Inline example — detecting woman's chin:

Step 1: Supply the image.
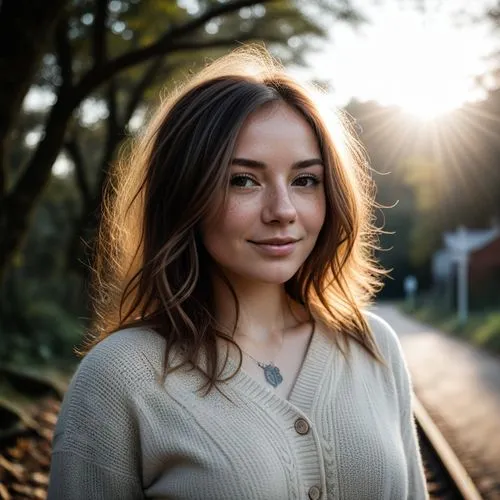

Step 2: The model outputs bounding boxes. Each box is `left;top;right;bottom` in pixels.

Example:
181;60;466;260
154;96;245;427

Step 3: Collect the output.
241;269;300;286
215;259;304;286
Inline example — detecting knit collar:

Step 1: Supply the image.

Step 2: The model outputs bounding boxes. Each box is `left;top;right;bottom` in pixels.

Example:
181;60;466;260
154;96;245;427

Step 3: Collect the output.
220;320;334;417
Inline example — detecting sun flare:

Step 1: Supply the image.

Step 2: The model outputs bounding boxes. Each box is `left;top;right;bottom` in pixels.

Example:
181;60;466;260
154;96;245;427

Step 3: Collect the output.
372;14;476;120
319;6;488;121
394;81;465;121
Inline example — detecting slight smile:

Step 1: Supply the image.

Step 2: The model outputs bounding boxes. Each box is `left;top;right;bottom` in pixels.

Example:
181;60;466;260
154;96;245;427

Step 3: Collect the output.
248;239;301;257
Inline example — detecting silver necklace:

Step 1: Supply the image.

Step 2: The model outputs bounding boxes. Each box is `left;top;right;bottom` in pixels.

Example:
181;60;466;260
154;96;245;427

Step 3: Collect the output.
240;349;284;388
237;317;314;389
239;332;285;388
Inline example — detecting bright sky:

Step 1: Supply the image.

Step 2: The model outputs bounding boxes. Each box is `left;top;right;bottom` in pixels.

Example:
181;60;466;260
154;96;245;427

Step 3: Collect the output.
294;0;499;119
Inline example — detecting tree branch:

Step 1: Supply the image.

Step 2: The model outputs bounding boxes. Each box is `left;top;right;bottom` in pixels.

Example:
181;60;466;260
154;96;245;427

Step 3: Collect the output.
74;0;274;99
93;0;108;68
167;34;287;52
10;24;277;213
107;78;118;136
0;0;68;205
64;138;91;207
55;14;73;89
8;24;283;217
124;57;163;124
167;0;271;40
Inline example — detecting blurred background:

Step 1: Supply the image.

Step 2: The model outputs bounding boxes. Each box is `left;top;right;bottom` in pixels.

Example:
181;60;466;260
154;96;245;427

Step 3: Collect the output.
1;0;500;498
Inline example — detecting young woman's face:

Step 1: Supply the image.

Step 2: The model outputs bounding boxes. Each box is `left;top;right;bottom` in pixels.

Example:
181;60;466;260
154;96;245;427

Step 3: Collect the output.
201;102;326;286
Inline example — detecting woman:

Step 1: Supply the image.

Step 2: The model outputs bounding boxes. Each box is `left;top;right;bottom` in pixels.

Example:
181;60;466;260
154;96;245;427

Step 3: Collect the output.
48;46;428;499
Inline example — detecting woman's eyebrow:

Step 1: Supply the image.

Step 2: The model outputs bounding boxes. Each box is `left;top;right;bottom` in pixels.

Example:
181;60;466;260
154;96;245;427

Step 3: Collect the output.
231;158;324;169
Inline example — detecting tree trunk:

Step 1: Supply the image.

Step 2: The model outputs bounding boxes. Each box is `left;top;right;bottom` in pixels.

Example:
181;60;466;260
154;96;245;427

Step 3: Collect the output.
0;93;75;279
0;0;68;196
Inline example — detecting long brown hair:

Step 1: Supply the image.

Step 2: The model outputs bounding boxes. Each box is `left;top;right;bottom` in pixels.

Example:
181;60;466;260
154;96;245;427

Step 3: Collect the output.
83;45;387;395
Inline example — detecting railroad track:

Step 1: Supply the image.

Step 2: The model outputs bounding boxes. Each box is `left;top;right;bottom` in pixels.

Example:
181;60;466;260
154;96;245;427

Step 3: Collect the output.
413;396;484;500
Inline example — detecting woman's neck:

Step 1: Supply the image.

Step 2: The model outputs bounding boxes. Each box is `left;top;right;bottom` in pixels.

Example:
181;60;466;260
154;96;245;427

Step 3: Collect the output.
212;273;309;346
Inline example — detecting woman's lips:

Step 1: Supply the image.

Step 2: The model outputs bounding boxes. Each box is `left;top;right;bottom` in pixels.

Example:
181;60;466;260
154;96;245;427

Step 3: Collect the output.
249;240;298;256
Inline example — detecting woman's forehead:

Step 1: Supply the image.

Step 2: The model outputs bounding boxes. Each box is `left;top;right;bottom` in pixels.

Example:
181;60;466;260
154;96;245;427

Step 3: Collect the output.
232;104;320;160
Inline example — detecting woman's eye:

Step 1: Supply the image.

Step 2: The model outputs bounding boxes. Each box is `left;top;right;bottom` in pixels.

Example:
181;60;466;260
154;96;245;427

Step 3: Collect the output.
230;175;258;188
293;175;320;187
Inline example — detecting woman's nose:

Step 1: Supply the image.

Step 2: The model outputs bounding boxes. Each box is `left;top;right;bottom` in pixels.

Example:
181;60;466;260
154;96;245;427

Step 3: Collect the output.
261;186;297;224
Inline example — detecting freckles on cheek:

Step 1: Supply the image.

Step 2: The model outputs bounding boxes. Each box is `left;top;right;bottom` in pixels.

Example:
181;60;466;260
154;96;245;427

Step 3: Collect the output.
307;198;326;230
224;199;252;229
302;196;325;214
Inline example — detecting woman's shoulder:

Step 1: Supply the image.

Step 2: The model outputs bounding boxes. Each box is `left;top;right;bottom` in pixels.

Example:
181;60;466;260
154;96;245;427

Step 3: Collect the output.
90;326;166;359
72;327;168;392
52;328;169;467
362;309;405;362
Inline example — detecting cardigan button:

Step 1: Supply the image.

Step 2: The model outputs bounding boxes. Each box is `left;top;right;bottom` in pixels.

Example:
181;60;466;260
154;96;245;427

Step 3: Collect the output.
294;418;310;435
308;485;321;499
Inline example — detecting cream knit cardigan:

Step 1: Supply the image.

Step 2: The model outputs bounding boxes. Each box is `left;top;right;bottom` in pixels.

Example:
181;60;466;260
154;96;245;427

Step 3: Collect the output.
48;312;428;499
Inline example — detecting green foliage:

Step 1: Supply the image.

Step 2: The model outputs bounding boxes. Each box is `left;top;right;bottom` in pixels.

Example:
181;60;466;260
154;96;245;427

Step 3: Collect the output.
0;173;87;365
473;313;500;351
399;296;500;355
0;298;83;365
26;300;83;357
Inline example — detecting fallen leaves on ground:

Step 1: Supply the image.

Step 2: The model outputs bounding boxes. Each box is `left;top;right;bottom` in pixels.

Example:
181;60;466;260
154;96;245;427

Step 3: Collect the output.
0;398;60;500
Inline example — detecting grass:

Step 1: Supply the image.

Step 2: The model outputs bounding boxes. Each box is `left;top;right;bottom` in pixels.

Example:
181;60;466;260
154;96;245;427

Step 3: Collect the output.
400;298;500;355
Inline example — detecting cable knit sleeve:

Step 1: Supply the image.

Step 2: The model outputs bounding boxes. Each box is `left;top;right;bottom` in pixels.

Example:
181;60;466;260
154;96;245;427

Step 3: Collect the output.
366;312;429;500
47;335;145;499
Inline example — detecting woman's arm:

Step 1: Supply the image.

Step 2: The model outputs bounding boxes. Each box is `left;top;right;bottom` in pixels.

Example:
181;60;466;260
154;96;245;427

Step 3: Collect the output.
399;373;429;499
47;340;145;499
366;312;429;500
48;453;144;499
393;336;429;500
